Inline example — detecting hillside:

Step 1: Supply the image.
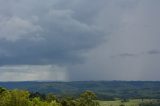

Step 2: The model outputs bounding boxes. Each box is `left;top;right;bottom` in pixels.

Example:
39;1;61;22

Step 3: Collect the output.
0;81;160;100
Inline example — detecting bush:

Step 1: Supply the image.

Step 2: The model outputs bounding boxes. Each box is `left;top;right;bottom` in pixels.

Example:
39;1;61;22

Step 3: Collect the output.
0;88;100;106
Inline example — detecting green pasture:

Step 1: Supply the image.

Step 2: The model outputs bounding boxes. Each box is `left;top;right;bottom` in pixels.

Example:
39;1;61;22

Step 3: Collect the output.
99;99;152;106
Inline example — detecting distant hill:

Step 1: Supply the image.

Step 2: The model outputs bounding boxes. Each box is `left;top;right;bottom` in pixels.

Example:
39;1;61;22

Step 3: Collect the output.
0;81;160;100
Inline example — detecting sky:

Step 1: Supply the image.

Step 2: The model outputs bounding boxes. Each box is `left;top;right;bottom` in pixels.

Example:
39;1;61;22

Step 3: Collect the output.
0;0;160;81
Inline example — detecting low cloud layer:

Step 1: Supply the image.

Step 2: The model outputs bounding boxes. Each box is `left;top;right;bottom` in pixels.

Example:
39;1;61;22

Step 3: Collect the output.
0;0;160;81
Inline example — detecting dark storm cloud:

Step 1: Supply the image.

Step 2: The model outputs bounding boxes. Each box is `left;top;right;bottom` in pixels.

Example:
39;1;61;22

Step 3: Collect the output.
146;50;160;55
110;53;138;58
117;53;137;57
1;0;160;81
0;0;105;66
110;50;160;59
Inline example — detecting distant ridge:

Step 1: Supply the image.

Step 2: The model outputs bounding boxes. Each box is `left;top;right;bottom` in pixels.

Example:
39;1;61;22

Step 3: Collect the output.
0;81;160;100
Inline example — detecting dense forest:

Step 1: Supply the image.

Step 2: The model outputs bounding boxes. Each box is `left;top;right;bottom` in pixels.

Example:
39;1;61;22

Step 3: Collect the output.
0;81;160;100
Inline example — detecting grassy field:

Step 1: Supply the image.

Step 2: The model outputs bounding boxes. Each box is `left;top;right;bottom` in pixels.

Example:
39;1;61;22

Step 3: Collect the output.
99;99;152;106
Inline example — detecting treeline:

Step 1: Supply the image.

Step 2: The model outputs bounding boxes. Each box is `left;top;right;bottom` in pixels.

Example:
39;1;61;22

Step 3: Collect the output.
0;87;99;106
0;81;160;100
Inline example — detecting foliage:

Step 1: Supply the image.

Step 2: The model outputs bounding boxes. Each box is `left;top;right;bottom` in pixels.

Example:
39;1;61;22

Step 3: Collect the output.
0;89;30;106
0;87;6;93
0;81;160;100
78;90;99;106
0;88;99;106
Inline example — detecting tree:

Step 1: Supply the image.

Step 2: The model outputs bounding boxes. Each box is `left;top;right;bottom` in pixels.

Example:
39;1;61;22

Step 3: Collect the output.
60;97;77;106
78;90;100;106
46;93;57;102
0;87;6;94
0;89;30;106
0;87;99;106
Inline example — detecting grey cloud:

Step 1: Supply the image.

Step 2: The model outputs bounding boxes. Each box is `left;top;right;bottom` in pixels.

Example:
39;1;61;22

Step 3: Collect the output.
1;0;160;81
0;0;106;66
146;50;160;55
110;53;138;58
111;50;160;59
68;0;160;81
